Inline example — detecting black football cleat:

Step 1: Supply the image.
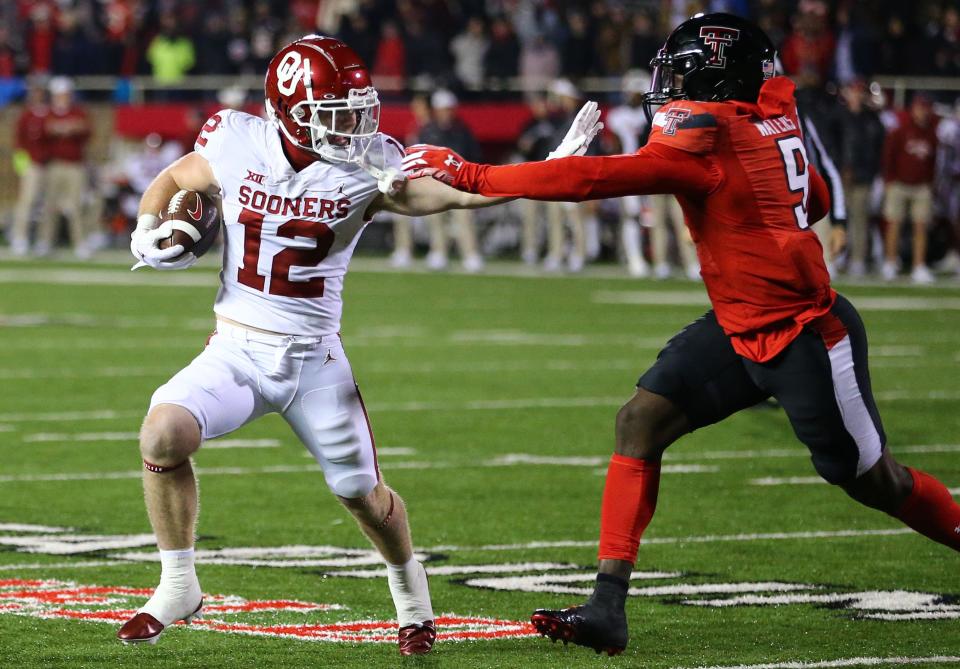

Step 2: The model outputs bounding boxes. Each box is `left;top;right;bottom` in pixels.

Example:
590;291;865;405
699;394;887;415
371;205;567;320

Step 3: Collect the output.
531;603;628;656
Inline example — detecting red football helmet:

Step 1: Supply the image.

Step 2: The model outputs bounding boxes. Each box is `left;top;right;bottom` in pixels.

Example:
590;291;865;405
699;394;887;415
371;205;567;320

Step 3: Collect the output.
264;35;380;163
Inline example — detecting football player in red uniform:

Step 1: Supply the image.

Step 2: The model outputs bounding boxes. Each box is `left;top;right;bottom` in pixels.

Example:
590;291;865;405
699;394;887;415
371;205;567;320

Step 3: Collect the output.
403;12;960;656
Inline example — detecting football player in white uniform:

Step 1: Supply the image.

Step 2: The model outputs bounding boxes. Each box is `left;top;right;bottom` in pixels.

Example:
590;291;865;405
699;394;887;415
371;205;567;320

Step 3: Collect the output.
117;35;601;655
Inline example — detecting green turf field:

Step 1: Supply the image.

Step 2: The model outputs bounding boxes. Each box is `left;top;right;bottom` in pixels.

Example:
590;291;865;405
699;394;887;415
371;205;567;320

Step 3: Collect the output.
0;257;957;669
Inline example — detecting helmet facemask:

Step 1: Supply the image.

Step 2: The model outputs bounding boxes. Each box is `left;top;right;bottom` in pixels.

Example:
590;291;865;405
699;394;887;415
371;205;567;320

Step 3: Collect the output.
271;86;381;164
642;49;694;123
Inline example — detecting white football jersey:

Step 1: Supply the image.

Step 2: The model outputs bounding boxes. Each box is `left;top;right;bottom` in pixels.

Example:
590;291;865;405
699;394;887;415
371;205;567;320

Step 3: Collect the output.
194;109;404;335
606;104;649;155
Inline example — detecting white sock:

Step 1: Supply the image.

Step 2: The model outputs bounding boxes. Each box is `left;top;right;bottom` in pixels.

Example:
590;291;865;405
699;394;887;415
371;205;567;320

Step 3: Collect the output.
140;548;202;626
386;558;434;628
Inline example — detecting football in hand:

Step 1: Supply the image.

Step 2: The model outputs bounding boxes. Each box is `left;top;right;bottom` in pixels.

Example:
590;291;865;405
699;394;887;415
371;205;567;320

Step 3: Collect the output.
157;190;221;258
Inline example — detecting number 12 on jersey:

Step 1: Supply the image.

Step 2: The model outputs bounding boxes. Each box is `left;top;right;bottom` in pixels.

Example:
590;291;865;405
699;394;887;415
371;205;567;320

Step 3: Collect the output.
237;208;336;298
776;135;810;229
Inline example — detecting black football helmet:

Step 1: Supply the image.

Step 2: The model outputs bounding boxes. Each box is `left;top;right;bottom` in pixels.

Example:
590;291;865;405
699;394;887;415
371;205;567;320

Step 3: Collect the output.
642;13;776;122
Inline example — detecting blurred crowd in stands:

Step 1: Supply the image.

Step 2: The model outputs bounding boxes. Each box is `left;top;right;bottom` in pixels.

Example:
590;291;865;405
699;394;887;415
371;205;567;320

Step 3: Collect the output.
1;0;959;91
6;0;960;283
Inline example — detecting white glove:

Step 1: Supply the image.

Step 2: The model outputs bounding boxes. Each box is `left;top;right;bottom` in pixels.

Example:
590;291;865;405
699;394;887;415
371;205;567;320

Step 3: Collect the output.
130;214;199;271
546;101;604;160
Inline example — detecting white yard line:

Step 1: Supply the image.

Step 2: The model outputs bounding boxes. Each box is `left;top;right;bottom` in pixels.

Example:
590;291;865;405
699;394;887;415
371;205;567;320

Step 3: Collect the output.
0;313;212;329
752;477;960;494
870;346;924;357
374;447;417;456
368;396;627;412
0;338;208;350
0;269;218;288
448;330;667;347
0;529;920;570
875;390;960;401
752;476;826;486
0;360;644;381
424;528;914;552
0;523;69;533
0;366;177;380
0;454;718;483
20;432;278;449
594;290;960;311
2;390;959;425
0;464;326;483
0;560;125;571
359;359;642;373
23;432;141;442
676;656;960;669
474;454;718;473
0;409;143;423
199;439;281;449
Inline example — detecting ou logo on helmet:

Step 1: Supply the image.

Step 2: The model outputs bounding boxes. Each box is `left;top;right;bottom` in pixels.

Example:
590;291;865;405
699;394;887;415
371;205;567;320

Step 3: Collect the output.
276;51;308;96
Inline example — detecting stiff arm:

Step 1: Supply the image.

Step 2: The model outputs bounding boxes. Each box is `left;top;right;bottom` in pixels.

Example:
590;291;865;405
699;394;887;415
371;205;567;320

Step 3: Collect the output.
367;175;511;218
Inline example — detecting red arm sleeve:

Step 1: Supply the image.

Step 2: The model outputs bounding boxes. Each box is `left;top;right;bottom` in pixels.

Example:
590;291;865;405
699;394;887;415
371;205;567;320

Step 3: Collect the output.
452;143;721;201
808;165;830;223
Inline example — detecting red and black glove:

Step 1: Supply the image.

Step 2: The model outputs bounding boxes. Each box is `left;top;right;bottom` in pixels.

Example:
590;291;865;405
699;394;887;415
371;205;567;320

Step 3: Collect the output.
401;144;469;187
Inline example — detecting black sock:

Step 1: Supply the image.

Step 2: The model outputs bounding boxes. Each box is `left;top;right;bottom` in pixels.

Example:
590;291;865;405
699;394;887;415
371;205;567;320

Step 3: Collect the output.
587;573;628;611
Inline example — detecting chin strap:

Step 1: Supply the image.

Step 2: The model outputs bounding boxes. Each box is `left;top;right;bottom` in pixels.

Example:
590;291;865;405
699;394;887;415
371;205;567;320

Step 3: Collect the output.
143;459;189;474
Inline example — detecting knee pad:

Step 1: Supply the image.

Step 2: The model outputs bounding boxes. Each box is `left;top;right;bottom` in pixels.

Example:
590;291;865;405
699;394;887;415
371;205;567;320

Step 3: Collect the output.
328;472;378;499
299;384;379;499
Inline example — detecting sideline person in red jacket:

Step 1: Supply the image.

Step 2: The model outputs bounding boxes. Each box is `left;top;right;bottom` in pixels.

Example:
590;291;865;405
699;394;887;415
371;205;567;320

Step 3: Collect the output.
881;93;939;283
10;78;50;257
37;76;92;258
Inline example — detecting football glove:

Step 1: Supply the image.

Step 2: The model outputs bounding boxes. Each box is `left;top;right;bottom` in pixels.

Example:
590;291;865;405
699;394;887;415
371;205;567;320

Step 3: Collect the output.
366;164;406;195
546;101;604;160
401;144;467;186
130;214;199;271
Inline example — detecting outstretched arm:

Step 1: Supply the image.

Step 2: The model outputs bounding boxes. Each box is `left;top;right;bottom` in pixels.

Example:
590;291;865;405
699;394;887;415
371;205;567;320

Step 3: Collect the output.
369;175;512;218
404;142;721;202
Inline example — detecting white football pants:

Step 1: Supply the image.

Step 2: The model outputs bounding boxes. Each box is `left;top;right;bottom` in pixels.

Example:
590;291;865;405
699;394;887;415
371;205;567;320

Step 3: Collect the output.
150;320;379;499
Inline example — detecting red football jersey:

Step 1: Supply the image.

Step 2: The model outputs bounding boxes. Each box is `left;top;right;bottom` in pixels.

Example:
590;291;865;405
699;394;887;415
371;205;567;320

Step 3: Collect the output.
449;77;833;362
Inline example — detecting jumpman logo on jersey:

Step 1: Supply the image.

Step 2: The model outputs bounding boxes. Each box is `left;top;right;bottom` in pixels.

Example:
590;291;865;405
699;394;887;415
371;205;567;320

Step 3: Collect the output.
323;349;337;366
